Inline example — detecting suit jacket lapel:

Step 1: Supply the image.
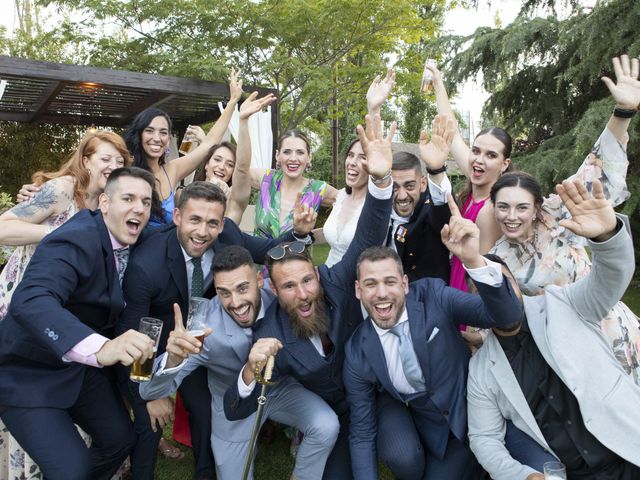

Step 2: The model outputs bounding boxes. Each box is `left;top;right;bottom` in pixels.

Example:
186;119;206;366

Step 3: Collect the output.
96;213;124;326
279;307;328;371
167;232;188;303
407;300;431;392
361;319;399;398
485;335;547;444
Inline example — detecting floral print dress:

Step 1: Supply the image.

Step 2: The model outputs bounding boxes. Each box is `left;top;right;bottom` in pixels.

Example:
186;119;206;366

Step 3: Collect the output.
254;169;328;238
490;126;640;384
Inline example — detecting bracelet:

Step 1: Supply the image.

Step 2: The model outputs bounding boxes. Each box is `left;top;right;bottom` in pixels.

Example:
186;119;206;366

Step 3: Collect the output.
426;165;447;175
613;108;637;118
371;170;392;185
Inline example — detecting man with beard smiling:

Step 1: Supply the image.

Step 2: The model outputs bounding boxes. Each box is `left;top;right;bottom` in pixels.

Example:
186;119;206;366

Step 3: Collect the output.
0;167;156;480
385;115;455;284
224;114;397;479
343;193;522;479
140;245;341;480
117;181;316;480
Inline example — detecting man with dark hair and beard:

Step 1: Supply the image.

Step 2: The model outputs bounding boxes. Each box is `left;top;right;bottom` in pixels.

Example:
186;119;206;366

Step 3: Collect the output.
224;114;402;479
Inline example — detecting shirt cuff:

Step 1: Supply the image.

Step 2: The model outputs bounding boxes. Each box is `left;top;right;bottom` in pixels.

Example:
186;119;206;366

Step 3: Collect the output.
155;352;186;375
237;365;257;399
62;333;109;368
368;176;393;199
427;176;452;205
464;258;503;287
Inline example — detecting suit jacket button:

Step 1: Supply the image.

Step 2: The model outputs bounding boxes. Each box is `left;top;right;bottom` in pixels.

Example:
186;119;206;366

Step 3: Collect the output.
411;265;416;270
44;328;50;334
409;253;414;257
48;331;55;338
53;334;59;340
443;410;449;416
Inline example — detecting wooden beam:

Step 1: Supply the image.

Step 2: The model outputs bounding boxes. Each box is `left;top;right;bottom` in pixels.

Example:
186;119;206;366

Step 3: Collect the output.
117;91;177;126
27;80;66;123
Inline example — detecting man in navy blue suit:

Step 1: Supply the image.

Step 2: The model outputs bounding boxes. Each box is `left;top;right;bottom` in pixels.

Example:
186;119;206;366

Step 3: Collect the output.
343;195;522;479
0;167;156;480
118;181;317;479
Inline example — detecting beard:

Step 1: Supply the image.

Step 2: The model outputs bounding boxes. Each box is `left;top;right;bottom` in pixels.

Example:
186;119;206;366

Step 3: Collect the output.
282;289;329;339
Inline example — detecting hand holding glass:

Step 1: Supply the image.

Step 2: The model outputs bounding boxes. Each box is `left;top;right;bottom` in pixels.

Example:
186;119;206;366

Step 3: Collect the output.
187;297;209;343
543;461;567;480
130;317;163;382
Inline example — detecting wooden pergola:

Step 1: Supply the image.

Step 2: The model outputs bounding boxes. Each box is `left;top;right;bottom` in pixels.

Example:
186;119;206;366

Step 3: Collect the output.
0;55;279;137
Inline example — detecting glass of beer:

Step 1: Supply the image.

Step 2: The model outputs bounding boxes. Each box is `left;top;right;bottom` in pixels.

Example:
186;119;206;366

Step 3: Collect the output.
543;461;567;480
130;317;163;383
178;126;197;155
187;297;209;343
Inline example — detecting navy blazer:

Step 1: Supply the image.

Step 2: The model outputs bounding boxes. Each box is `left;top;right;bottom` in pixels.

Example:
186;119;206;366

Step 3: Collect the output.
343;277;522;479
224;187;392;420
0;209;130;409
117;217;298;400
390;190;451;283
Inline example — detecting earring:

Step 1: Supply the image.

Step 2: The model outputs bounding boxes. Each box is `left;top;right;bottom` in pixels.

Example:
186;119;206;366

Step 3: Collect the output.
305;163;312;173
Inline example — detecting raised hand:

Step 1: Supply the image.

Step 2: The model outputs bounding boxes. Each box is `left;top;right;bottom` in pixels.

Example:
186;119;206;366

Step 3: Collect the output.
229;67;244;103
165;303;212;369
418;114;456;171
367;69;395;114
292;192;318;236
186;125;206;144
440;194;484;268
95;329;154;367
423;62;443;85
208;176;231;198
239;91;277;120
357;114;396;181
601;54;640;109
556;178;617;241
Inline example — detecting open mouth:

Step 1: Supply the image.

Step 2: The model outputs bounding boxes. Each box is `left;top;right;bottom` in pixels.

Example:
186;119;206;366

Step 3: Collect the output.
471;165;485;178
190;237;207;251
346;168;360;182
503;222;521;233
213;171;226;179
285;162;301;173
126;218;141;235
232;304;251;322
374;302;393;319
296;302;313;318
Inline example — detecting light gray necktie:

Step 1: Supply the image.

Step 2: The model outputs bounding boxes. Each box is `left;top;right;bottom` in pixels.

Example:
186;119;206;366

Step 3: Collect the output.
113;247;129;285
389;321;425;391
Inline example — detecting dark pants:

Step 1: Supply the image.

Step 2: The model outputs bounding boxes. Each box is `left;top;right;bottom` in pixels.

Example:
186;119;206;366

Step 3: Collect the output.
375;393;482;480
1;368;134;480
124;365;214;480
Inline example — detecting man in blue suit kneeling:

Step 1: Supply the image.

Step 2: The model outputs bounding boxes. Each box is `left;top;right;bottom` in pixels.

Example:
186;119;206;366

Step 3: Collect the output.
344;194;522;480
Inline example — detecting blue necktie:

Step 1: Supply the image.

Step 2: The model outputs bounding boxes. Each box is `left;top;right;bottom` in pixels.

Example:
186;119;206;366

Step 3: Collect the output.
191;256;204;298
113;247;129;285
390;321;425;391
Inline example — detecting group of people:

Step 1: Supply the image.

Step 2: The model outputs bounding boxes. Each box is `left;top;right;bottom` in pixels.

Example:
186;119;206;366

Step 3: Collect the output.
0;53;638;480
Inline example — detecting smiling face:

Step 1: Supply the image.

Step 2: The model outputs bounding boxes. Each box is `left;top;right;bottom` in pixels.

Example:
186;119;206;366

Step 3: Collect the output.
83;141;126;194
356;257;409;330
214;264;264;328
344;141;367;190
173;198;225;258
391;168;427;218
493;186;537;244
205;145;236;184
141;116;170;161
468;134;511;188
276;137;310;179
99;176;152;245
269;259;327;338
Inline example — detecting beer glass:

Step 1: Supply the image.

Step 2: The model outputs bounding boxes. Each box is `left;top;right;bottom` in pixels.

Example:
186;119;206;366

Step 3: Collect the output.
130;317;163;382
543;461;567;480
187;297;209;343
178;126;198;155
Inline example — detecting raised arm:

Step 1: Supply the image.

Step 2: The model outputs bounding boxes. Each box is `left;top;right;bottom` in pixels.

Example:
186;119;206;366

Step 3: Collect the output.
0;177;74;246
426;64;471;175
225;91;277;224
166;68;244;184
572;54;640;207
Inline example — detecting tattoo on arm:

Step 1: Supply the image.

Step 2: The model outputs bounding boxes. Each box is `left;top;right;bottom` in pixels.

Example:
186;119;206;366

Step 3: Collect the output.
11;182;59;218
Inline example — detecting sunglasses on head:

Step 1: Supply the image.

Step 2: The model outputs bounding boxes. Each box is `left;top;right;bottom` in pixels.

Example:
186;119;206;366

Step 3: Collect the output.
266;241;307;261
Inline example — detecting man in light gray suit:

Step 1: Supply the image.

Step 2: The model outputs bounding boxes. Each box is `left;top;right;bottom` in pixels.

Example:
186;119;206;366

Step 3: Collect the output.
467;177;640;480
139;246;339;480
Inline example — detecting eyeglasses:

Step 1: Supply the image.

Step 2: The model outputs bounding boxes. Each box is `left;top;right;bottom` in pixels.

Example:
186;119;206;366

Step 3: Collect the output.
266;241;307;261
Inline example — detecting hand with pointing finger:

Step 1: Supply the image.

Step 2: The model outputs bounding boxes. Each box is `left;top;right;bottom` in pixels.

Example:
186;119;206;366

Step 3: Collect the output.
165;303;212;369
292;192;318;236
440;194;485;269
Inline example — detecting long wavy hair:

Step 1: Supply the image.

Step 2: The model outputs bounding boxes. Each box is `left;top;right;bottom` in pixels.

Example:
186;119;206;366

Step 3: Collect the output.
32;131;131;209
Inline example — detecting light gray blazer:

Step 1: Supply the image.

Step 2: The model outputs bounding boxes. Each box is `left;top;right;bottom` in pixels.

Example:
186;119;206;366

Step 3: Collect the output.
467;216;640;480
140;289;276;443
